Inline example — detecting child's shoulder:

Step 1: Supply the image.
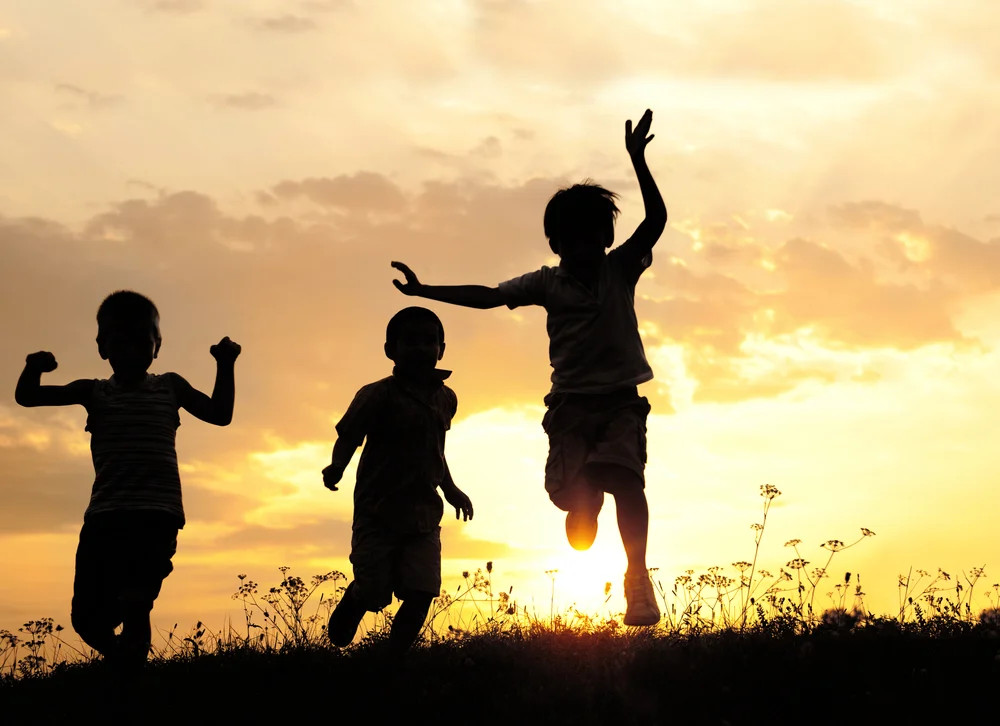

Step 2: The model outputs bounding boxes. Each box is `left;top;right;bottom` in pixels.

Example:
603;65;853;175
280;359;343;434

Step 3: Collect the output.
356;375;395;394
348;376;395;405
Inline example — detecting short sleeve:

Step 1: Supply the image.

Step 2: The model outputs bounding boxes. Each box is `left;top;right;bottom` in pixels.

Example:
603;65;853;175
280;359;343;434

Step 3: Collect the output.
497;268;549;309
610;240;653;285
161;372;187;409
335;383;384;445
444;387;458;426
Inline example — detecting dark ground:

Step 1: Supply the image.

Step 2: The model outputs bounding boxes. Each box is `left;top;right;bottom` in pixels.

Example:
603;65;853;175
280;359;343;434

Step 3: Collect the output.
4;627;1000;724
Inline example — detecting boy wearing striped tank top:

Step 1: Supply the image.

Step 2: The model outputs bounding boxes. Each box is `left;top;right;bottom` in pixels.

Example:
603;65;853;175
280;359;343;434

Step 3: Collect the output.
15;290;241;670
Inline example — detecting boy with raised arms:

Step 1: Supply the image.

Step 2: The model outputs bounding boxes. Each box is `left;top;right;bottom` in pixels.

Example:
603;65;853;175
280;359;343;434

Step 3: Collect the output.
392;109;666;625
15;290;241;668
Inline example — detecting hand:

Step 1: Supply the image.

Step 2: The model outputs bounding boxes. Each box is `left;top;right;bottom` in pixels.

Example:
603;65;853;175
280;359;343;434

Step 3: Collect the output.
210;337;242;364
444;487;474;522
625;109;655;159
25;351;57;373
322;464;343;491
391;261;422;296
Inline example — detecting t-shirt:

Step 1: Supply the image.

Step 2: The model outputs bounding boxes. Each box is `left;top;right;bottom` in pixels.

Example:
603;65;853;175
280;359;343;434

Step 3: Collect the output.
497;241;654;394
84;373;184;526
336;370;457;534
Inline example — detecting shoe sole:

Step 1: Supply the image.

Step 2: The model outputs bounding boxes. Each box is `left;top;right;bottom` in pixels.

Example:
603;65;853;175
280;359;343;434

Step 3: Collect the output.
565;512;598;550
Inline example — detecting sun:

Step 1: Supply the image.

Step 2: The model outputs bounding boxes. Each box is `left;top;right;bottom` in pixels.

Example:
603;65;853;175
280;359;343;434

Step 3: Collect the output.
539;533;632;618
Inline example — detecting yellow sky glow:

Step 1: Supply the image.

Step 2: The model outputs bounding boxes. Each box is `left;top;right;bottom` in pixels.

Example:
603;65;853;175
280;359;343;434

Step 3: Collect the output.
4;1;1000;641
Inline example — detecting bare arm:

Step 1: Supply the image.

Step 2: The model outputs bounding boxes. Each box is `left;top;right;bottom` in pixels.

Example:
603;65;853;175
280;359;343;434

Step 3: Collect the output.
624;109;667;256
175;337;240;426
14;352;93;407
439;459;473;521
391;261;504;309
322;437;359;491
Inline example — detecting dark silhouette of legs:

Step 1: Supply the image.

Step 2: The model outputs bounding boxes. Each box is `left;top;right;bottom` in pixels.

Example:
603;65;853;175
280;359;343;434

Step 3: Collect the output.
72;513;176;668
388;594;433;654
590;463;658;625
328;581;366;647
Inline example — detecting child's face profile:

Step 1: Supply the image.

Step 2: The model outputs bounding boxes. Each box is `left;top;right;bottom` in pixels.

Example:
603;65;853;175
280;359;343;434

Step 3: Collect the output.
389;320;444;373
99;318;160;380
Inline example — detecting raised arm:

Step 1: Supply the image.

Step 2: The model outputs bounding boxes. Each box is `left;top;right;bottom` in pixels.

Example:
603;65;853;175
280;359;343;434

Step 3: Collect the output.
392;261;504;309
624;109;668;255
15;352;93;407
174;337;240;426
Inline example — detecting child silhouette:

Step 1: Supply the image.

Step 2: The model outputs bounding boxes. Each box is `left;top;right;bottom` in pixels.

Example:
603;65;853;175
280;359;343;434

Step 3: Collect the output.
391;110;666;625
322;307;473;653
14;290;240;669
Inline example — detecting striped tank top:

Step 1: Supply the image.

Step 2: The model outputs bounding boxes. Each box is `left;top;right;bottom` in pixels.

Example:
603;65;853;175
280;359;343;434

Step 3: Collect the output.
85;373;184;526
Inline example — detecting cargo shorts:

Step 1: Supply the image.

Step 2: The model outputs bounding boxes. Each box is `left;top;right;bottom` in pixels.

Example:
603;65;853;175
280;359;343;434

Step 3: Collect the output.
350;517;442;611
541;387;651;512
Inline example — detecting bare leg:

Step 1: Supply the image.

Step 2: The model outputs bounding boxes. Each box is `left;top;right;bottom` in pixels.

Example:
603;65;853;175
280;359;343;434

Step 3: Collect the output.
388;594;433;655
589;464;649;574
611;482;649;576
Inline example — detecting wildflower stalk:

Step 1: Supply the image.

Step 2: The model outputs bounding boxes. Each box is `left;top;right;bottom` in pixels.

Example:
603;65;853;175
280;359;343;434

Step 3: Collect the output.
740;484;780;629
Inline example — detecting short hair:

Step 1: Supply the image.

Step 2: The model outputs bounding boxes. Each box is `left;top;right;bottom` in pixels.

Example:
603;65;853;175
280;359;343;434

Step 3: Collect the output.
543;182;620;254
385;307;445;350
96;290;161;344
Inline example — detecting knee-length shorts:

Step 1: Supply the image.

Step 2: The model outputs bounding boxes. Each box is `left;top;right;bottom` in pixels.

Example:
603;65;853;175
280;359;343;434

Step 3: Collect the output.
541;388;651;512
350;518;441;611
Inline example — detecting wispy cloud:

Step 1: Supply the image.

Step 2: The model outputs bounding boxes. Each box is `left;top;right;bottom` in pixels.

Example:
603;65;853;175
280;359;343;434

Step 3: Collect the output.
210;92;278;110
145;0;206;14
254;15;317;33
55;83;122;109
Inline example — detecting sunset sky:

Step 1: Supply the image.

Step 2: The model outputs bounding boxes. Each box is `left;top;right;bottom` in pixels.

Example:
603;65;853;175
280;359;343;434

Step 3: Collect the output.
3;0;1000;638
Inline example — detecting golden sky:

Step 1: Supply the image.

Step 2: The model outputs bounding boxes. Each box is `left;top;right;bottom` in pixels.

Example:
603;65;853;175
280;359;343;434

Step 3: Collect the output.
3;0;1000;634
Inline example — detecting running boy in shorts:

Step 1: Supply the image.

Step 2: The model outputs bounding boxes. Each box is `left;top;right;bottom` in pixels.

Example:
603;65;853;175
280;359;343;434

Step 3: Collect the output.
14;290;241;668
390;109;666;625
322;307;474;653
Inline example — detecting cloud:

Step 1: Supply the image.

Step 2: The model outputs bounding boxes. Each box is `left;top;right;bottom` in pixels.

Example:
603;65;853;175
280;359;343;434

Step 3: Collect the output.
207;518;352;553
145;0;205;13
210;92;278;110
830;201;1000;293
466;0;907;88
254;15;317;33
4;179;998;449
55;84;122;109
269;172;407;212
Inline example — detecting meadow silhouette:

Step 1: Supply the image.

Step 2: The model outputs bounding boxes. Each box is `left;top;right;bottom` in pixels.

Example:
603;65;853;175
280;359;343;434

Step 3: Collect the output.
5;485;1000;724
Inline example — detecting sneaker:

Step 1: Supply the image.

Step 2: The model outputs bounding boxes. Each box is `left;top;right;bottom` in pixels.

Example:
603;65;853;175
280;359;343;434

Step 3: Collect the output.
565;510;599;550
564;488;604;551
623;571;660;626
327;582;366;647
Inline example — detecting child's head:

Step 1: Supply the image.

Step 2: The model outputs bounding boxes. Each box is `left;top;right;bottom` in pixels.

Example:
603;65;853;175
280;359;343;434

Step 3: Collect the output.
384;307;445;373
543;182;620;260
96;290;161;378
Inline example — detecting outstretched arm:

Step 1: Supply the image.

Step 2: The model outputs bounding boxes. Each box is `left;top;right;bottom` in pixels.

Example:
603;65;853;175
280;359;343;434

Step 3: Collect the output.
624;109;668;256
15;352;93;407
439;460;473;521
175;337;241;426
392;261;504;309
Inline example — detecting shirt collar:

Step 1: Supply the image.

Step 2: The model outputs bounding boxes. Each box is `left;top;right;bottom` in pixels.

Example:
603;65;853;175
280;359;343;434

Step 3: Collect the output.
391;366;451;385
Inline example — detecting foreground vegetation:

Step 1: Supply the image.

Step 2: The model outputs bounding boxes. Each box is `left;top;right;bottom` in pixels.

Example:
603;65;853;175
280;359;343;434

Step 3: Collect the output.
5;487;1000;723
